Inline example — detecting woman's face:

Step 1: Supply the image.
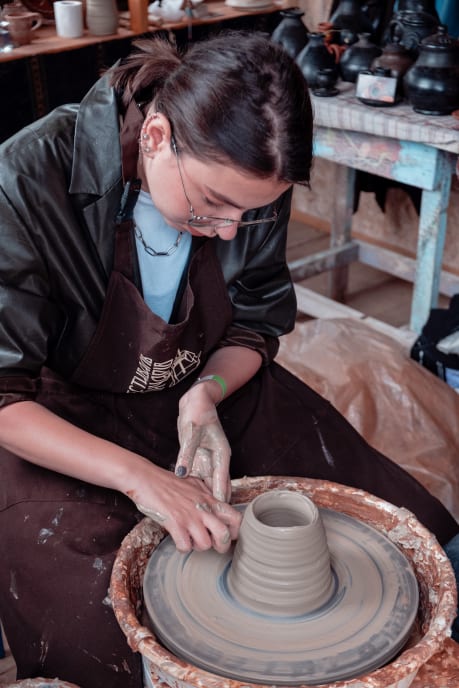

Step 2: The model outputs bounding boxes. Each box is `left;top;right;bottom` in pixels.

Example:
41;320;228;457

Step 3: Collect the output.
139;116;290;241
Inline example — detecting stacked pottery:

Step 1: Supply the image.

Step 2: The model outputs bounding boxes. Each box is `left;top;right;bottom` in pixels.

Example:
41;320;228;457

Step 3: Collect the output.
271;8;309;59
404;25;459;114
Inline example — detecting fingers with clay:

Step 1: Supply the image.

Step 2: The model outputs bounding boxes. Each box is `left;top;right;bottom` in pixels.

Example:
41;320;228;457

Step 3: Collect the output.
134;473;241;554
175;417;232;502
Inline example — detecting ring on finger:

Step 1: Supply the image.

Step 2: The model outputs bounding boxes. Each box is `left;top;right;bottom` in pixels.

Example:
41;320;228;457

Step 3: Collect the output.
195;502;212;512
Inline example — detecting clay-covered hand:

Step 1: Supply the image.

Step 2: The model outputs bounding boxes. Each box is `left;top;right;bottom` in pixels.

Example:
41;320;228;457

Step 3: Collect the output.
175;382;232;503
132;469;241;553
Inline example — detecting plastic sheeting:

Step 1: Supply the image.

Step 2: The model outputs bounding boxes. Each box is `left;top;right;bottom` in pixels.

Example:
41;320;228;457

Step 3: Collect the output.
276;318;459;522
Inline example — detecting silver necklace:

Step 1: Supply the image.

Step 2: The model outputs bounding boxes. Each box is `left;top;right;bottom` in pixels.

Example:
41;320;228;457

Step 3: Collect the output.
134;222;184;257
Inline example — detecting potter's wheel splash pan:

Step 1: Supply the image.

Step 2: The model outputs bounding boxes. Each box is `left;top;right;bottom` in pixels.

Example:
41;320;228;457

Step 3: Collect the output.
142;504;419;685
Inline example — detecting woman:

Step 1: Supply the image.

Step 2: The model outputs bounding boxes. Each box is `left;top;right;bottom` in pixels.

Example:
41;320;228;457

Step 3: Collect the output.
0;31;457;688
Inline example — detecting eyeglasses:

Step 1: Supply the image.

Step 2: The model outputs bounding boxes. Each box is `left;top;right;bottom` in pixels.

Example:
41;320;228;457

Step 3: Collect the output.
171;137;278;230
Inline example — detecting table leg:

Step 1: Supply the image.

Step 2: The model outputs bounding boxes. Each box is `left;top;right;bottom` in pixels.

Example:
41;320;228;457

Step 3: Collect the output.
328;163;356;302
410;153;454;334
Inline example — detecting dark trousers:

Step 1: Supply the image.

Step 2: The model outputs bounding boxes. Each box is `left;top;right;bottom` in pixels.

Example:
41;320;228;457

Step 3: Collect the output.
1;364;457;687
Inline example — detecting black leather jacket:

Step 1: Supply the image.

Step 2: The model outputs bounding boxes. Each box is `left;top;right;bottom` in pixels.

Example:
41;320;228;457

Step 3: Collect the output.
0;72;297;407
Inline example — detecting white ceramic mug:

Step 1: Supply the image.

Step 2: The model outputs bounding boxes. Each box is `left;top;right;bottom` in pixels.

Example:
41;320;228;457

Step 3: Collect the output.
3;10;42;46
53;0;84;38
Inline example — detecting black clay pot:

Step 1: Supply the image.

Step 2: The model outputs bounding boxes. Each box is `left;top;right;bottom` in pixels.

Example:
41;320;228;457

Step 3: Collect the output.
296;32;338;89
271;8;309;59
404;25;459;115
339;32;382;83
329;0;375;45
312;67;340;97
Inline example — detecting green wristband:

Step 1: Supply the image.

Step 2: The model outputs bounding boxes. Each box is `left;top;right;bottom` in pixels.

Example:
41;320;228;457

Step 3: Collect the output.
193;374;227;400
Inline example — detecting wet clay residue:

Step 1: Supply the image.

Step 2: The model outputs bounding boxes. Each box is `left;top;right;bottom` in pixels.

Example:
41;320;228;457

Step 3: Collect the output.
411;637;459;687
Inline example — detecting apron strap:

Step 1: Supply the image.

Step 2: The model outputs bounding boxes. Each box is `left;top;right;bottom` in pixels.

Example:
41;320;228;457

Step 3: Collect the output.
119;98;145;184
114;178;142;276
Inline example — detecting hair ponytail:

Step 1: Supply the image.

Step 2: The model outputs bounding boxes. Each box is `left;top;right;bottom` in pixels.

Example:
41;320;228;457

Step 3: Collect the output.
110;37;182;109
111;31;313;185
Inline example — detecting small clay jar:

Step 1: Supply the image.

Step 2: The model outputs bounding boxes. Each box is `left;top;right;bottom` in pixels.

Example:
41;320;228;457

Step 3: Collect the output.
404;25;459;115
296;32;338;90
312;67;340;97
339;32;382;83
271;8;309;59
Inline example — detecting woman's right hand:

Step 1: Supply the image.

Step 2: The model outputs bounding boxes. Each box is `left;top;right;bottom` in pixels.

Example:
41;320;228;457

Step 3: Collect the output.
0;401;241;556
128;460;242;554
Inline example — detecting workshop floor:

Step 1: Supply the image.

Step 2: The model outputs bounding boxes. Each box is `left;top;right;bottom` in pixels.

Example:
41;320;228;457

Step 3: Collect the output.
0;217;451;685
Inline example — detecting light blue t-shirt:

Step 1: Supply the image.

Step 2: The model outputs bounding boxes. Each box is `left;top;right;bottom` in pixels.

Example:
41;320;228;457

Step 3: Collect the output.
133;190;192;322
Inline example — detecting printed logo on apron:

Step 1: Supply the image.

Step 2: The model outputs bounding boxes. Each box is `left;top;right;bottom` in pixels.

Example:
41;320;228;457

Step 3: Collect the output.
127;349;201;393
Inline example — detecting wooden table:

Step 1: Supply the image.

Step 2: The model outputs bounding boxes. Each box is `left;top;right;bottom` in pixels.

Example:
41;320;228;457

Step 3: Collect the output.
289;82;459;335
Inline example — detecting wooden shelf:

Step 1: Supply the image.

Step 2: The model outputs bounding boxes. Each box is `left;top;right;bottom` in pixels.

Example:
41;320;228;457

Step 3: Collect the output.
0;1;288;142
0;0;289;62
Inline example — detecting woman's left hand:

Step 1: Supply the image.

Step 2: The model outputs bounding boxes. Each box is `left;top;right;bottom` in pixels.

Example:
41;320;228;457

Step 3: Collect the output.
175;383;232;502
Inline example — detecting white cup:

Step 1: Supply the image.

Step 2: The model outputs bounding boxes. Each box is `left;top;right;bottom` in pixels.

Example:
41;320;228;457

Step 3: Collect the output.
54;0;84;38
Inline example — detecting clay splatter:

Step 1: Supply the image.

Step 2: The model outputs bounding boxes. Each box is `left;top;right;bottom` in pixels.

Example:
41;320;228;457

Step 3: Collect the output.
38;528;54;544
313;415;335;467
9;570;18;600
93;557;106;574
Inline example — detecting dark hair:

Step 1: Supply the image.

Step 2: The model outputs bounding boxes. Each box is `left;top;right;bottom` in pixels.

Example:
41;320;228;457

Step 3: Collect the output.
111;31;313;185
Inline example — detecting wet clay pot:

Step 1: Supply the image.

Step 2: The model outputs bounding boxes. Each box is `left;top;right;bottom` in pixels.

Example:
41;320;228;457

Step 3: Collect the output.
339;32;382;82
227;491;333;616
110;476;458;688
271;8;309;59
404;25;459;115
296;32;338;90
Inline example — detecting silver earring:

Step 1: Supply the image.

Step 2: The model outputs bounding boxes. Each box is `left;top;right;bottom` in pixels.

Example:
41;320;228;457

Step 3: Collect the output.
142;133;149;140
142;145;151;153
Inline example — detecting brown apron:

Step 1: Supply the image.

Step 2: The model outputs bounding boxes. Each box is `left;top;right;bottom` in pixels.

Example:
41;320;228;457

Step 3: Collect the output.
1;182;458;688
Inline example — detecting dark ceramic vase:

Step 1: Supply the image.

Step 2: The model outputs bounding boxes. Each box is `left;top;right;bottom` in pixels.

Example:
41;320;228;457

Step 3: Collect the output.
404;25;459;115
339;32;382;82
271;8;309;59
296;32;338;89
329;0;375;45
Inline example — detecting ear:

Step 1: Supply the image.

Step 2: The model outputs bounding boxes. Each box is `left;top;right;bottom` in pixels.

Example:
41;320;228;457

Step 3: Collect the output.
140;112;173;158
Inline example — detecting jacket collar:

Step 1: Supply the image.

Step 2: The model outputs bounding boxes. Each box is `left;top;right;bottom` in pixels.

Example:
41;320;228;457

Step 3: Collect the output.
69;71;123;196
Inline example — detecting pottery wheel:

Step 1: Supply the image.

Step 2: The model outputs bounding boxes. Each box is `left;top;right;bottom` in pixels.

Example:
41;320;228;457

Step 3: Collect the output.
143;506;419;685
